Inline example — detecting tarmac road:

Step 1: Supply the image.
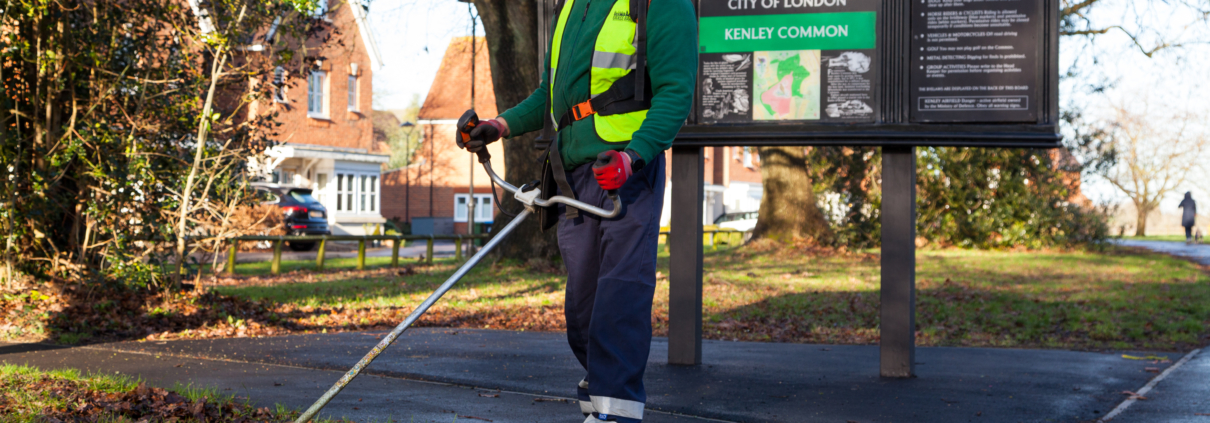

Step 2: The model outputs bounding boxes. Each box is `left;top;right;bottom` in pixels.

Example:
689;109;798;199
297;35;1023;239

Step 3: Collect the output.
5;329;1204;422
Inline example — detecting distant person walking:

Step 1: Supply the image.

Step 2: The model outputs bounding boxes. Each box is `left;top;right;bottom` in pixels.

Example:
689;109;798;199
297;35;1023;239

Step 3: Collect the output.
1179;192;1197;244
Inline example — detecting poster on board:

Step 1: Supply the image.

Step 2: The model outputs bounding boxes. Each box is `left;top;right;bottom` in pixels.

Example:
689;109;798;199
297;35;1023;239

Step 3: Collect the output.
697;0;879;124
909;0;1041;122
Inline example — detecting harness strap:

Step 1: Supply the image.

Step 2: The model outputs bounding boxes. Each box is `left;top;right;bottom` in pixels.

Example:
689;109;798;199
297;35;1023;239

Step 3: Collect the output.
547;137;579;219
556;71;653;131
631;0;648;102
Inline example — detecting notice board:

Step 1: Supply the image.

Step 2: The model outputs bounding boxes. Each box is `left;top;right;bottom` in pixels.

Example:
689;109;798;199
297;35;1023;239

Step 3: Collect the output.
680;0;1060;148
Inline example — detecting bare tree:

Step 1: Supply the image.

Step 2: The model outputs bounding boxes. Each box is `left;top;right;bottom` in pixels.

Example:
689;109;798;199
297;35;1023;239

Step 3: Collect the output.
1103;100;1208;236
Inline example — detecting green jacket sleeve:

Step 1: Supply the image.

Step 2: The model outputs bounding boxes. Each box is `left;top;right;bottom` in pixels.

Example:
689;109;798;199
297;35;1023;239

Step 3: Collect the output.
626;0;698;164
497;53;551;138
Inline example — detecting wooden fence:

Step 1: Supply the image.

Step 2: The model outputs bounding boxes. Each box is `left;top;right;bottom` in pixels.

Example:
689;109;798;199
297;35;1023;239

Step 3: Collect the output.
222;229;750;275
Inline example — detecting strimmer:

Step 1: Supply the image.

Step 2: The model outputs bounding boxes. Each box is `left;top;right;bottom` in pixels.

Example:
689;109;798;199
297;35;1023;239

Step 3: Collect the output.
294;147;622;423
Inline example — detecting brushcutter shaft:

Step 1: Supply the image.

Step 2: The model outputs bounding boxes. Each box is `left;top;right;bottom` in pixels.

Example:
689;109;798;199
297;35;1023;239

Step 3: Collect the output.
482;160;622;219
294;209;533;423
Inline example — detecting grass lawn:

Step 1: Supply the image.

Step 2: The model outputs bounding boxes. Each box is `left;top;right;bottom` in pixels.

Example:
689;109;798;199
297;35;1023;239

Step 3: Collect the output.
215;245;1210;352
0;364;326;422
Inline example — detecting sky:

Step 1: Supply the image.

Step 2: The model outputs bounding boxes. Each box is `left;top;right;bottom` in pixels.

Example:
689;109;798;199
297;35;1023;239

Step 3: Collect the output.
366;0;484;112
363;0;1210;209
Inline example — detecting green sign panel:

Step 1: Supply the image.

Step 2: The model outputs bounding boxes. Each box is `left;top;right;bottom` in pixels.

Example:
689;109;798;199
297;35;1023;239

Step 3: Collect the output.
699;12;877;53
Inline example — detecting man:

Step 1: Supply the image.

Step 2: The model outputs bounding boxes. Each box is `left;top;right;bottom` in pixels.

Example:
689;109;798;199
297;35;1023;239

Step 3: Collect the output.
1179;192;1197;244
457;0;697;421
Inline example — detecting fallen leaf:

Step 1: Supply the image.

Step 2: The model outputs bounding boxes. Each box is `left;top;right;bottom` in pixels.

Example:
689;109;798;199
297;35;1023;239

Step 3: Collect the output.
1145;367;1160;373
478;393;499;398
1122;354;1169;361
1122;391;1148;400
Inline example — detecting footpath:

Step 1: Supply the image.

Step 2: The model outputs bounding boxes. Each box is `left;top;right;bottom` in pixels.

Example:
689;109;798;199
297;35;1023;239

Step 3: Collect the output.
3;329;1205;422
1114;239;1210;266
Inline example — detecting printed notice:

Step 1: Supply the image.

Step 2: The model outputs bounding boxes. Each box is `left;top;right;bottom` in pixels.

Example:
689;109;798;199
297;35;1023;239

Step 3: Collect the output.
700;53;755;122
909;0;1040;122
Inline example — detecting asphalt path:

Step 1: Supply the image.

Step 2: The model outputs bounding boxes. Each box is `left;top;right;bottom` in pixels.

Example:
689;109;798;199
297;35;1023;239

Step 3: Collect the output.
3;329;1201;422
1113;239;1210;266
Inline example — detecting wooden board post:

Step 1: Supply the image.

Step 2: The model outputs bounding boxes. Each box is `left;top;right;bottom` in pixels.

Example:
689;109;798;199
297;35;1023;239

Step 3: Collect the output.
669;146;705;366
880;146;917;378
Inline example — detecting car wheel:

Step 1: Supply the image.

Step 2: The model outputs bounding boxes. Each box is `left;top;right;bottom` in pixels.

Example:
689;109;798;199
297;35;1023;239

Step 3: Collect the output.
288;242;316;252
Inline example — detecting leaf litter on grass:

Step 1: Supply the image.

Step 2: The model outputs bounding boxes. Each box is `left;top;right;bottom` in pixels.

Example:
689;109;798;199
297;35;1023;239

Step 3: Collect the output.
0;364;338;422
4;246;1208;353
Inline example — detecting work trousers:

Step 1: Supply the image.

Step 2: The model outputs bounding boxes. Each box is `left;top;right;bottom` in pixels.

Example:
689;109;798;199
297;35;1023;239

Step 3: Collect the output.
557;153;665;423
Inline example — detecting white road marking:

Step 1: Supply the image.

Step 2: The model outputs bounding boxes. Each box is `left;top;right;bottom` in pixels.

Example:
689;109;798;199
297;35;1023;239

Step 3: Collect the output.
1099;348;1202;422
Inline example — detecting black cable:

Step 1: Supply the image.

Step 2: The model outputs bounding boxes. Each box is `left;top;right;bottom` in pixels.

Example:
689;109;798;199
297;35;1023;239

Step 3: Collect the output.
489;176;519;218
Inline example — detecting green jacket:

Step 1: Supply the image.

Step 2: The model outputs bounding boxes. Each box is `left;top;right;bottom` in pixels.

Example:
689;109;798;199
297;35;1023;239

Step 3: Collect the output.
497;0;698;169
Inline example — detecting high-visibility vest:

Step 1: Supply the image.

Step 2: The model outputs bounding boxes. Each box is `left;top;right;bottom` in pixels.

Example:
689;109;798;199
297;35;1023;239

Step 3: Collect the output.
550;0;650;143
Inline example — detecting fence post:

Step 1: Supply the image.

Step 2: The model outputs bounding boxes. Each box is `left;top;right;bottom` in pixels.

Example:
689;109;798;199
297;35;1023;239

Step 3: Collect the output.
226;241;237;274
316;237;327;271
357;238;366;270
426;237;434;265
391;237;401;267
455;236;463;261
271;238;283;275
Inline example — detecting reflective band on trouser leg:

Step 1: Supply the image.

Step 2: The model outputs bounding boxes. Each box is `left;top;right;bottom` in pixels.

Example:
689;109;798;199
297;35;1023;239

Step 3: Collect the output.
591;396;645;420
579;379;595;414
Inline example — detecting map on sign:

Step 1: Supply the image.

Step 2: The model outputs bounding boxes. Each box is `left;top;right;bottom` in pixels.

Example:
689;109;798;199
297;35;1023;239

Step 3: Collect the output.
753;50;821;121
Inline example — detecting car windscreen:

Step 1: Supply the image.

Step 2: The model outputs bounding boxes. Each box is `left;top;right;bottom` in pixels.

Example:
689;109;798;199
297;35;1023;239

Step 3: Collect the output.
288;191;318;204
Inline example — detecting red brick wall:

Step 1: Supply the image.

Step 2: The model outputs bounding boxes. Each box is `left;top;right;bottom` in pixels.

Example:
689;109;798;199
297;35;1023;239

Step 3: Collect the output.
261;0;377;153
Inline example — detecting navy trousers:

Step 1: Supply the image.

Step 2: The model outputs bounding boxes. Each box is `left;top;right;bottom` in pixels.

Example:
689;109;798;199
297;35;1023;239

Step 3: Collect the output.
558;153;665;423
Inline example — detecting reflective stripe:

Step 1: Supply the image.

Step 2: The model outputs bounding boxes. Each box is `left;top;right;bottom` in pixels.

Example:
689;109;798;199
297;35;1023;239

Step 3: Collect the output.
578;379;590;389
590;395;644;419
580;400;596;414
592;51;636;70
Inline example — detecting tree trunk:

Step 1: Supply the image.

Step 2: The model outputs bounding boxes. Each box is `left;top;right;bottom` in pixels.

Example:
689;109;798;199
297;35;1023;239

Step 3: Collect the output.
1135;202;1150;237
751;147;833;244
472;0;561;263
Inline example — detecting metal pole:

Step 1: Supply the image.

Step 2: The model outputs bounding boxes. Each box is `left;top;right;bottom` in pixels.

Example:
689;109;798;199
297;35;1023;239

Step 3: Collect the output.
294;209;533;423
880;146;916;378
669;146;704;366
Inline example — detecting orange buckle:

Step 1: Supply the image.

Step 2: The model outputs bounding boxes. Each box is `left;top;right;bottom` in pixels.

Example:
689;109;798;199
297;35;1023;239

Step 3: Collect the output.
571;101;596;121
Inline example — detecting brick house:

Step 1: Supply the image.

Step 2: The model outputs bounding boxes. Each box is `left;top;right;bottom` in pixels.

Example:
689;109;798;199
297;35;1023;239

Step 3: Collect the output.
381;37;763;234
381;37;505;235
249;0;389;236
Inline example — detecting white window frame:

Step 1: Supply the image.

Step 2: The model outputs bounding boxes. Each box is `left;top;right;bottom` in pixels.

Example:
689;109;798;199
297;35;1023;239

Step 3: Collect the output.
272;66;288;103
307;70;328;119
454;194;493;223
333;172;380;215
314;173;329;206
347;63;359;112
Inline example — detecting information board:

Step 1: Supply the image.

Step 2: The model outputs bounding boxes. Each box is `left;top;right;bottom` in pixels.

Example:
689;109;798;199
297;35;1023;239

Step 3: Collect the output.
683;0;1060;148
909;0;1041;122
698;0;880;124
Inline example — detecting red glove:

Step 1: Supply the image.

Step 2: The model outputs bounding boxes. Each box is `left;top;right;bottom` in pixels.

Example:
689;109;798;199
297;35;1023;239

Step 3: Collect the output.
592;150;634;191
